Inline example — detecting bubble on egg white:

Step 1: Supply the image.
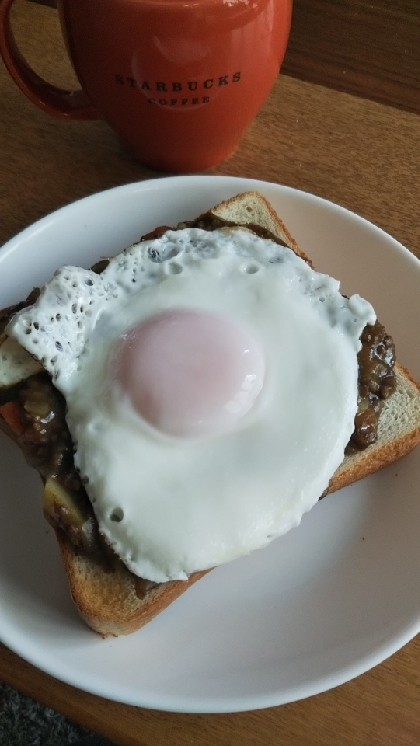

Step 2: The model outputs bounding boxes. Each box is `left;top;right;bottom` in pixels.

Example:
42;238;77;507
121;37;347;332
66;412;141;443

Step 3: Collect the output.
110;507;124;523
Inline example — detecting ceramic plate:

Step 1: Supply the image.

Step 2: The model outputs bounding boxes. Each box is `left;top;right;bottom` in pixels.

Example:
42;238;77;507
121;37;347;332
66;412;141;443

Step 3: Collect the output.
1;176;419;713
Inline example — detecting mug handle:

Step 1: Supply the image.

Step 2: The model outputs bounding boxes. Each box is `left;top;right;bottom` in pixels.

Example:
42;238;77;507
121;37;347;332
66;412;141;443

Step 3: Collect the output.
0;0;99;119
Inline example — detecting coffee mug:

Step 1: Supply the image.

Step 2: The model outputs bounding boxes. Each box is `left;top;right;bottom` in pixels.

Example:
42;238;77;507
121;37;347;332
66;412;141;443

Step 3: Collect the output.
0;0;292;172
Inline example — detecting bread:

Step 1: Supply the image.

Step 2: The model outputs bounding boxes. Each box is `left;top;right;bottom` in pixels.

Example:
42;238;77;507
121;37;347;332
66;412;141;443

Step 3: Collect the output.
328;364;420;493
56;532;209;637
198;189;311;264
1;191;420;637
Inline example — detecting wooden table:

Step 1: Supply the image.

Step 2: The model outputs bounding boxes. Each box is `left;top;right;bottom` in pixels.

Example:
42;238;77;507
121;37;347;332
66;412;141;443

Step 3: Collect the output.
1;1;420;744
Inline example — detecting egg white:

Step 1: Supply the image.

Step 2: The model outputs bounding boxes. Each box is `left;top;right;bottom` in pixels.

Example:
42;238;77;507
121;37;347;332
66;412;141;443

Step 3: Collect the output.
7;228;376;582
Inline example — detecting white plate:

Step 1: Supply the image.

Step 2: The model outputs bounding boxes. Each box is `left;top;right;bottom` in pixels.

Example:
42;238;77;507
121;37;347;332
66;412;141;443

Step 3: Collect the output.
1;176;420;714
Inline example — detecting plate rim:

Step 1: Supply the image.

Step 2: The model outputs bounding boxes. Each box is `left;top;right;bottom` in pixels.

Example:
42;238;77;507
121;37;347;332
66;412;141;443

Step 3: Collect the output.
1;174;419;713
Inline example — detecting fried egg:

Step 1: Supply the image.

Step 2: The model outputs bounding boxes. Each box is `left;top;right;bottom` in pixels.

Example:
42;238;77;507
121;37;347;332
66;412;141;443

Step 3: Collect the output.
7;227;375;583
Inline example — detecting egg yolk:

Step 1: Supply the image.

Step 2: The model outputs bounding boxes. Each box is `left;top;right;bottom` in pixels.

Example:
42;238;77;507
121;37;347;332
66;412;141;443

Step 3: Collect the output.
115;308;265;437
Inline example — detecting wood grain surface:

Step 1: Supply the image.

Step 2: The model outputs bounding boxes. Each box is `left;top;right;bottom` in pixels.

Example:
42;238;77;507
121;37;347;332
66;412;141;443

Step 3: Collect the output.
27;0;420;112
2;639;420;746
1;2;420;745
283;0;420;113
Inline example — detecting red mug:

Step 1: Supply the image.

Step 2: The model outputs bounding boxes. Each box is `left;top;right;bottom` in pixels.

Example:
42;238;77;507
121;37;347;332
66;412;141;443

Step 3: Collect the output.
0;0;292;172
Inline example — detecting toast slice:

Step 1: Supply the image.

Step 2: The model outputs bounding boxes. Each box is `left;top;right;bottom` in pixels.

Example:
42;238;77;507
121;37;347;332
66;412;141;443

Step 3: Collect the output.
56;531;209;637
328;363;420;493
1;191;420;637
198;190;310;264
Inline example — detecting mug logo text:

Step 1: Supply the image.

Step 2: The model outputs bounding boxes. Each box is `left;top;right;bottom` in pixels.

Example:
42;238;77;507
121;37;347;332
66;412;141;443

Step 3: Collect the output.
115;72;241;106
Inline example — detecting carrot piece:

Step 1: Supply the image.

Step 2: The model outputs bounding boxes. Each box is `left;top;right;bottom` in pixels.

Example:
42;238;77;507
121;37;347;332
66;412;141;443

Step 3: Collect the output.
0;401;26;436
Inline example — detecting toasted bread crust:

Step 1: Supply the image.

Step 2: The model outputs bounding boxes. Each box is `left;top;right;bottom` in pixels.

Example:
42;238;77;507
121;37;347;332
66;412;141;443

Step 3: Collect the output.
204;190;313;266
56;530;209;637
327;363;420;494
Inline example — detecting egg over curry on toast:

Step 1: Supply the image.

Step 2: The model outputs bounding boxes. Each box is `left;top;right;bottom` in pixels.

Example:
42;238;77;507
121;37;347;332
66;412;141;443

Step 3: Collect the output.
1;191;420;637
